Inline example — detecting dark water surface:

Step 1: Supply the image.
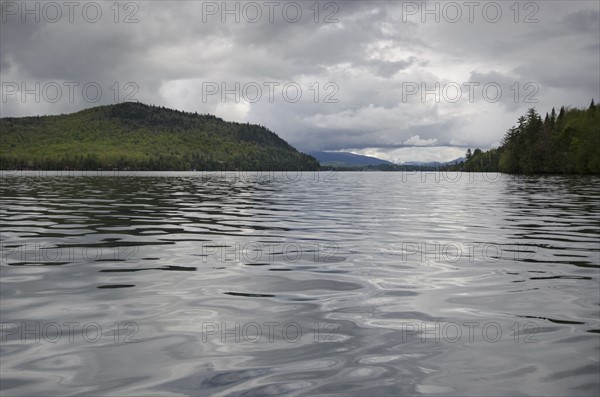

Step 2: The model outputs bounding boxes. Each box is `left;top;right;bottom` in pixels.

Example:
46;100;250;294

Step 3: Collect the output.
1;171;599;396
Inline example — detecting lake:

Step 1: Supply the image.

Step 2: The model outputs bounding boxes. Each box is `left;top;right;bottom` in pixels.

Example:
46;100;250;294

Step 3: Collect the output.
1;171;599;396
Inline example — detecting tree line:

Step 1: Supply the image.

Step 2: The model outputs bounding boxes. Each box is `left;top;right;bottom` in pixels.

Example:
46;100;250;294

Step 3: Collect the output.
455;101;599;174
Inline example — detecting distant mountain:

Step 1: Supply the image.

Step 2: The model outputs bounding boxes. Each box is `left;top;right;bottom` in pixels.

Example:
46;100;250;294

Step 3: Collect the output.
0;102;319;171
444;157;466;165
308;151;393;167
401;157;466;167
310;151;467;170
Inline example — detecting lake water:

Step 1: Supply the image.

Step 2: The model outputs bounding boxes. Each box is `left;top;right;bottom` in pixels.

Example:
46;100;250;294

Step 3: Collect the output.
1;171;599;396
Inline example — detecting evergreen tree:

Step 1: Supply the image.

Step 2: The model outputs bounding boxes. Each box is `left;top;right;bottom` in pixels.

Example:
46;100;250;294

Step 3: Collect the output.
455;103;599;174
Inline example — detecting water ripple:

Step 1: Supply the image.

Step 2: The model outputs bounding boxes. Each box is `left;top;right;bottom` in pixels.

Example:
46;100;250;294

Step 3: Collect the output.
1;172;599;396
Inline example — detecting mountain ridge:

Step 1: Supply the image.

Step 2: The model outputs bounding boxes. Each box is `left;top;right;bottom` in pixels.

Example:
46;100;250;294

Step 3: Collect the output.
307;151;393;167
0;102;319;171
309;150;466;168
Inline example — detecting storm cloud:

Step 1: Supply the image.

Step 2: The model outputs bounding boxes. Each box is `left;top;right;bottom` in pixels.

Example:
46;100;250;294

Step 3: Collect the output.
1;0;598;162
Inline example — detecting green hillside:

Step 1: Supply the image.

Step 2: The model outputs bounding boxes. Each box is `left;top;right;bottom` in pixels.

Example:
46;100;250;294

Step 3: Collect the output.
0;102;319;171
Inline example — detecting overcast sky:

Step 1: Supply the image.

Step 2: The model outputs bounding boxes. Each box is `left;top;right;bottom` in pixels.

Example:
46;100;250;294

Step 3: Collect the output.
1;0;599;162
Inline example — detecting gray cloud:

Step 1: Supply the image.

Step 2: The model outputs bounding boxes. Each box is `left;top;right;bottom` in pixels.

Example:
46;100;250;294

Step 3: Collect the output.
1;0;598;162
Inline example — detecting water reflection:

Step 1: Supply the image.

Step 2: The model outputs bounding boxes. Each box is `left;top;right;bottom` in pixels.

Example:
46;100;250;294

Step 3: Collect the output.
1;172;599;396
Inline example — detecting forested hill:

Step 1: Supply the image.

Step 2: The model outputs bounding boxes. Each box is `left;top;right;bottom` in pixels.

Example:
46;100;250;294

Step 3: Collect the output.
455;101;600;174
0;102;319;171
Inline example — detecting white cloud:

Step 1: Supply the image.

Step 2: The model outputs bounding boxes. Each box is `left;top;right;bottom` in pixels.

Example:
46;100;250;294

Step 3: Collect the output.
350;147;468;164
403;135;438;146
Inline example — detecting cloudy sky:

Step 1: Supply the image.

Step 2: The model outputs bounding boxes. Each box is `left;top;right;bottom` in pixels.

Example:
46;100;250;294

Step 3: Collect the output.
1;0;599;162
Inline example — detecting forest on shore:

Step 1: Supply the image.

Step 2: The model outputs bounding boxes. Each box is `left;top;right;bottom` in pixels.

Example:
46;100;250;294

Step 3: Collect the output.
455;101;600;174
0;102;319;171
2;101;598;174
